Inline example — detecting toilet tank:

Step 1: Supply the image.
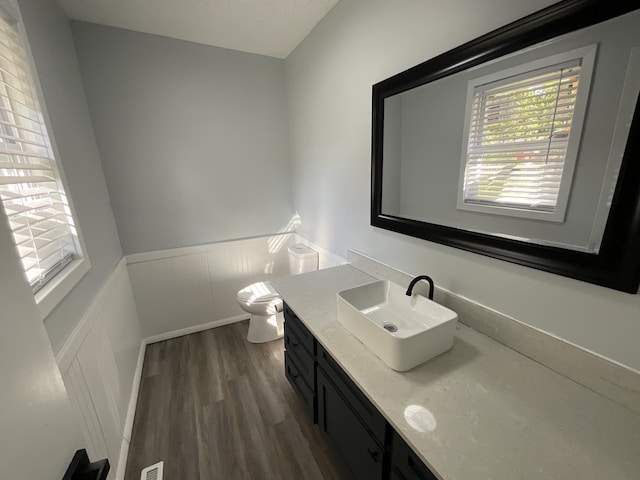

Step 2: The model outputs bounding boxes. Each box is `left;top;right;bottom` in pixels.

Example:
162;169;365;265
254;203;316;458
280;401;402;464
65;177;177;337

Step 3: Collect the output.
288;244;319;275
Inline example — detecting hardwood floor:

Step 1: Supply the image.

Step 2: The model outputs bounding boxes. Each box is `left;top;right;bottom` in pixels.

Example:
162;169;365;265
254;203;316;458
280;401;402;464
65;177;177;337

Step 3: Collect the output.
124;321;343;480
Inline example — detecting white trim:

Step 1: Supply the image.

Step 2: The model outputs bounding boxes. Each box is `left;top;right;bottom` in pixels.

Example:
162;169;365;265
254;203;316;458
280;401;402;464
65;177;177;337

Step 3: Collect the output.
457;44;597;222
126;232;295;265
143;314;248;345
36;258;91;320
56;257;126;373
114;341;146;480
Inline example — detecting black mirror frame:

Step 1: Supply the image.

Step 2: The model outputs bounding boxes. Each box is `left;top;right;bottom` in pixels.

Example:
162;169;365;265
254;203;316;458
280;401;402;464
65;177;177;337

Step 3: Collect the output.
371;0;640;293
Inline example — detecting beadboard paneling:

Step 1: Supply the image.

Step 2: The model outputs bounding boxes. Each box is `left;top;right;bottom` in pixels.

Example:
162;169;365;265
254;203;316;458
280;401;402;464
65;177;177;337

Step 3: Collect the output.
127;234;299;337
128;253;215;338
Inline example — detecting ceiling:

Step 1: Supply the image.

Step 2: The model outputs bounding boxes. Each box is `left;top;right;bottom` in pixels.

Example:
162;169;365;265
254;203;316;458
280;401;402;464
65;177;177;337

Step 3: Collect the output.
57;0;340;59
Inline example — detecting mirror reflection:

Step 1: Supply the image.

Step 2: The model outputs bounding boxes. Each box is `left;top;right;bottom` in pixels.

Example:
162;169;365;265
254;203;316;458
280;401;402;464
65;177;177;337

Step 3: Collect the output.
381;10;639;253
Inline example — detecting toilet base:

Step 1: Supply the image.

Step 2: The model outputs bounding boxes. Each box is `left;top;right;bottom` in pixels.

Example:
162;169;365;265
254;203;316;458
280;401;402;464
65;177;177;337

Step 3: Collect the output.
247;311;284;343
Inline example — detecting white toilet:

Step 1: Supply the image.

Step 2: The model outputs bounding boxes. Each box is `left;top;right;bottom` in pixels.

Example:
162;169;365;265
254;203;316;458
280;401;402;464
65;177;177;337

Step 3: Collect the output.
237;244;318;343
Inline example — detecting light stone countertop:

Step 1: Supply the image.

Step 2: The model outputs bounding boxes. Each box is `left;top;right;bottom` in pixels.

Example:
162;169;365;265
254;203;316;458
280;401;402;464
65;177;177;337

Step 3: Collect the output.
272;265;640;480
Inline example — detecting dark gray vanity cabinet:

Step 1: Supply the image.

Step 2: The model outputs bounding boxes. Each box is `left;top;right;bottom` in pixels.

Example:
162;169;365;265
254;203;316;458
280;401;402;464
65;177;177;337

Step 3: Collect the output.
390;431;437;480
283;303;437;480
283;303;316;422
316;344;388;480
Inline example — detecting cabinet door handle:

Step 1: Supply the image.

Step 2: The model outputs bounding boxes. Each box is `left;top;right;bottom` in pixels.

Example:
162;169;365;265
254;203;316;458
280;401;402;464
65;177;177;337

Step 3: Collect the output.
367;448;379;463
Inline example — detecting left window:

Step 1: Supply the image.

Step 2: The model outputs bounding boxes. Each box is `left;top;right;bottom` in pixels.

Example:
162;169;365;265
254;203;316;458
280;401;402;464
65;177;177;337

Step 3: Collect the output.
0;7;88;315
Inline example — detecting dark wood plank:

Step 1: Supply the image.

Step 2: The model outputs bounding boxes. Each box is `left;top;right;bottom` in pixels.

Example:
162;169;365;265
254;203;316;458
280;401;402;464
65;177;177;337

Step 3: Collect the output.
125;320;343;480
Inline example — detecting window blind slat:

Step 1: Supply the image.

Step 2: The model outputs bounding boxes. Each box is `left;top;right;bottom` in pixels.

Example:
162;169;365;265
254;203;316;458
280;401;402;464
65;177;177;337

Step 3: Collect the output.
0;118;45;137
0;174;56;185
474;64;580;95
467;140;569;154
469;106;576;125
13;219;71;242
0;104;45;128
19;234;73;261
9;207;68;230
476;80;579;105
0;134;49;150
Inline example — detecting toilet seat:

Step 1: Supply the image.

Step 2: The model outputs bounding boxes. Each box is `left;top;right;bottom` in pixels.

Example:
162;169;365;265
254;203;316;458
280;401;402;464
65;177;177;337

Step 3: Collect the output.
237;281;283;316
237;281;281;304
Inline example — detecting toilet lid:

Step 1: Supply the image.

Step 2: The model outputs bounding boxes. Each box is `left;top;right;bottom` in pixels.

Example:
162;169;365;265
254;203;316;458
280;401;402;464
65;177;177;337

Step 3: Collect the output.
237;281;281;304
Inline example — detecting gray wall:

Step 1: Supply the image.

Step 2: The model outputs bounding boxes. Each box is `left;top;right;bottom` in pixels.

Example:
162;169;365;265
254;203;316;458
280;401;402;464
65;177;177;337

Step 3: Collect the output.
381;96;402;214
384;12;640;251
285;0;640;371
71;22;295;254
18;0;123;353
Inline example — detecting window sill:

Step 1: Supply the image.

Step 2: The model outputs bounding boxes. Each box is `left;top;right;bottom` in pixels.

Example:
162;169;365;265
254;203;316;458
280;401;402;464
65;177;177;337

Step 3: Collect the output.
35;257;91;319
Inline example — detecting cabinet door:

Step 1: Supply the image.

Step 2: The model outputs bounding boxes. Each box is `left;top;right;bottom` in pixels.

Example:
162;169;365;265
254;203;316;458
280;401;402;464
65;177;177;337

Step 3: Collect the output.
317;368;384;480
391;431;437;480
284;353;316;422
283;303;315;355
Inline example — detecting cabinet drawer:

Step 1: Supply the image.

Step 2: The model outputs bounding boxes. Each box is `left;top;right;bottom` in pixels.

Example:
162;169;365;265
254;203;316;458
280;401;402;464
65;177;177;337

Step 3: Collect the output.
317;344;387;447
283;303;315;355
391;431;437;480
284;352;316;422
317;368;385;480
284;327;315;389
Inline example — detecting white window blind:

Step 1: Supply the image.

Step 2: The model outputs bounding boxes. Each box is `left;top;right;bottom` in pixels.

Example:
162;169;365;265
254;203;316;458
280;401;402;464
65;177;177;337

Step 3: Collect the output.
463;62;581;212
0;15;80;293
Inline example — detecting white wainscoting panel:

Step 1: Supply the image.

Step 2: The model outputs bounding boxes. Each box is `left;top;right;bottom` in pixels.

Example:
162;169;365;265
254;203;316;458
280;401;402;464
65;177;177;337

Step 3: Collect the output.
127;252;215;337
63;358;110;462
57;258;143;480
77;320;122;464
127;234;298;338
97;263;143;426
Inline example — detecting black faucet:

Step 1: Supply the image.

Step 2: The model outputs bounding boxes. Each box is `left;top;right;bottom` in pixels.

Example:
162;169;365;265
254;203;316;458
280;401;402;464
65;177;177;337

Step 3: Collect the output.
405;275;434;300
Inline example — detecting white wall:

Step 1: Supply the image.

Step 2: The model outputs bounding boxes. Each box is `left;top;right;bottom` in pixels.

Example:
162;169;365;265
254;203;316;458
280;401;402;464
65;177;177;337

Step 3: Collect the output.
57;260;142;479
0;118;84;478
71;21;295;255
18;0;123;353
285;0;640;371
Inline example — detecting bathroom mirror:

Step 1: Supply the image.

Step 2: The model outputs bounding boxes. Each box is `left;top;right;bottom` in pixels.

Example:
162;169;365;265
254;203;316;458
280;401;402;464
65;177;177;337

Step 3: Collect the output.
371;1;640;293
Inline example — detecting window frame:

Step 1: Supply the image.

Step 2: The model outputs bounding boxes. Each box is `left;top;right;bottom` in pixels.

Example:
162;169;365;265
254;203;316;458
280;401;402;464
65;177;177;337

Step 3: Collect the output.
0;1;90;319
457;45;597;222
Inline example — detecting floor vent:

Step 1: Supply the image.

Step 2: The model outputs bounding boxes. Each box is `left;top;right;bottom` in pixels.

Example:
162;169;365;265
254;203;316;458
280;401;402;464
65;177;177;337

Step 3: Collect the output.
140;461;163;480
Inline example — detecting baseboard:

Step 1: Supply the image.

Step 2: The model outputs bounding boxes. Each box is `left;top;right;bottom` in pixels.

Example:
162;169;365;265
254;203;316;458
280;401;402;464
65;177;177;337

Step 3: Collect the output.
143;314;248;345
114;341;145;480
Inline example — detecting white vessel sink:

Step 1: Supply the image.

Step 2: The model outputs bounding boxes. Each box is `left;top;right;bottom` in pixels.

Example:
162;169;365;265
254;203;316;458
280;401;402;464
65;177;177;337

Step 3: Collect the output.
337;280;458;371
